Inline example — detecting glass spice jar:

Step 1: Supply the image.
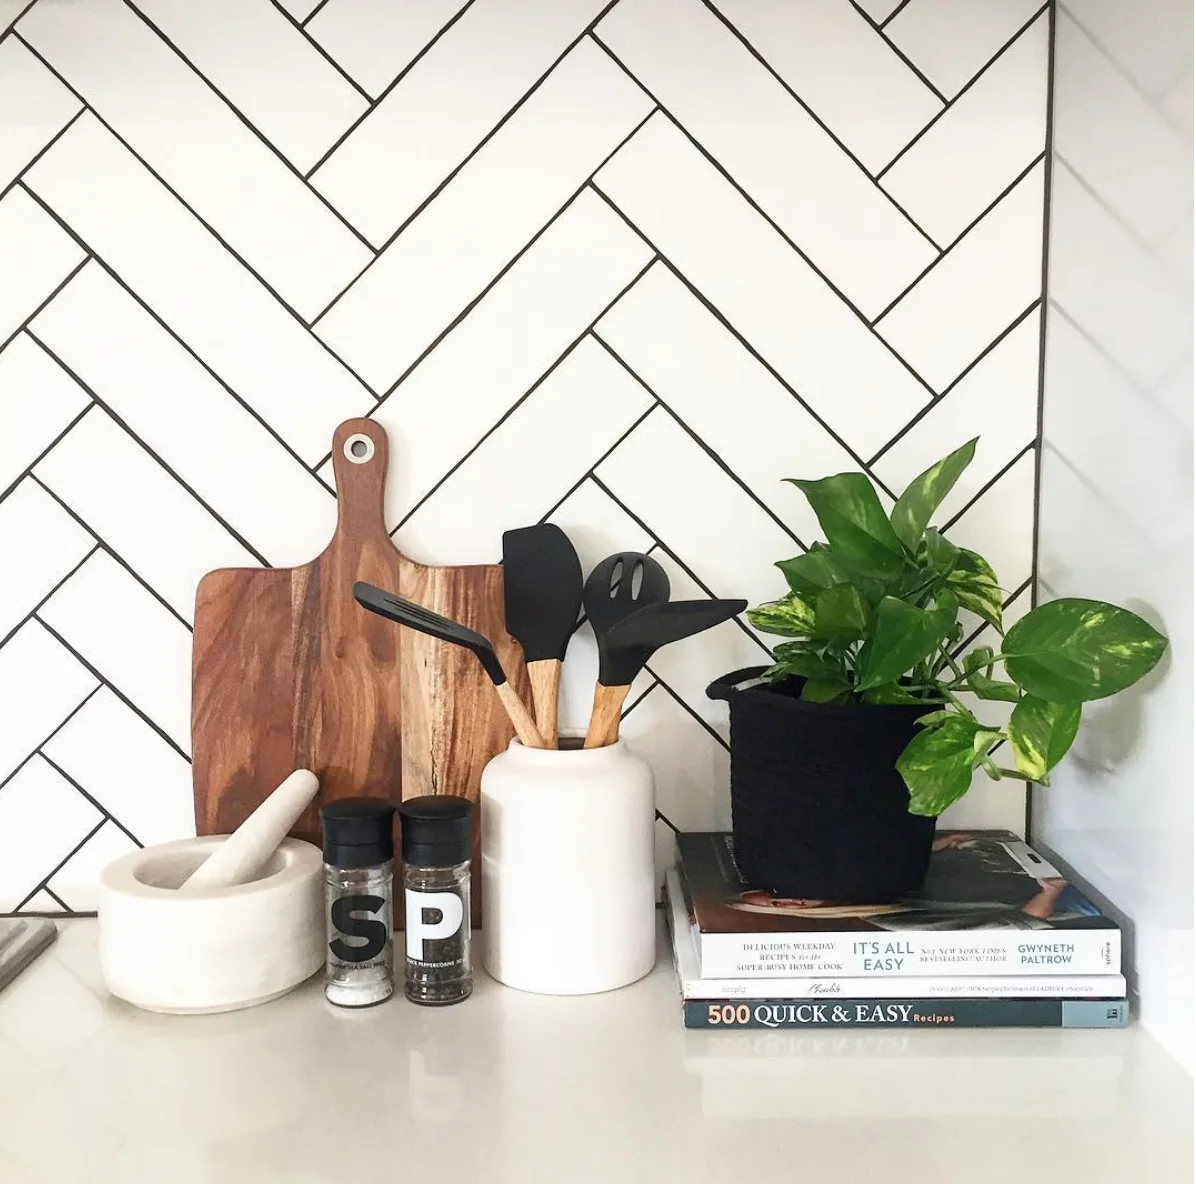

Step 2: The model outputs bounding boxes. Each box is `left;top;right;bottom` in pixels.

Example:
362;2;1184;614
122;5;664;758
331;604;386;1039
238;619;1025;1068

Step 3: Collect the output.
320;797;396;1008
397;796;473;1006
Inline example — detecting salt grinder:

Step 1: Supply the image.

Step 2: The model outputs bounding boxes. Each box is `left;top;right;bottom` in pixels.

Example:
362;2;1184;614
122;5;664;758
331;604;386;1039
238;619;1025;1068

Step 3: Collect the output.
397;796;474;1006
321;797;396;1008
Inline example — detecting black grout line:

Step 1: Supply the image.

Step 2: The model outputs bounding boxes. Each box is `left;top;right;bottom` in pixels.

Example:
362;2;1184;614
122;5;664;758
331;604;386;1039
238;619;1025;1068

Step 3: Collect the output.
42;888;72;912
0;105;87;206
0;543;101;652
27;331;273;572
881;0;914;28
120;0;378;257
587;180;900;501
13;817;106;913
303;0;482;177
314;100;659;351
589;330;805;549
312;0;633;326
589;474;773;659
0;684;103;799
871;152;1047;326
694;4;942;254
538;398;660;525
0;395;95;506
390;254;659;533
29;474;196;633
865;299;1043;466
33;616;192;763
845;0;947;104
875;3;1050;181
266;0;372;103
642;664;731;753
38;750;143;849
1027;0;1057;845
0;255;90;359
12;33;381;397
300;0;334;26
14;192;336;497
941;440;1036;532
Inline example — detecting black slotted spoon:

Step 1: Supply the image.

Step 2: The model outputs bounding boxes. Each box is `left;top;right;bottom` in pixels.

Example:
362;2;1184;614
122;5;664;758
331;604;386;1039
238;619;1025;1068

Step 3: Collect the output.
582;552;671;640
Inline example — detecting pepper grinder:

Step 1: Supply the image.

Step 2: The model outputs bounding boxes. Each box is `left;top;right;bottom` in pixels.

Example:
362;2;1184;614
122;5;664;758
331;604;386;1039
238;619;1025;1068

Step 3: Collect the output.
397;796;474;1006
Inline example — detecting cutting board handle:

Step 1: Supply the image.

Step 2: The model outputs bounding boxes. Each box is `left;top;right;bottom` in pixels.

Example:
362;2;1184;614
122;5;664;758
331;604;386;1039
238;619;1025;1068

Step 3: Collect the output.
329;418;390;548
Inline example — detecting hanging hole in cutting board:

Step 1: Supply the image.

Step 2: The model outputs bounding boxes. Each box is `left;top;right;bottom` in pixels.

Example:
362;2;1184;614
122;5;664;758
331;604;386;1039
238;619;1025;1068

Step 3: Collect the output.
344;434;374;464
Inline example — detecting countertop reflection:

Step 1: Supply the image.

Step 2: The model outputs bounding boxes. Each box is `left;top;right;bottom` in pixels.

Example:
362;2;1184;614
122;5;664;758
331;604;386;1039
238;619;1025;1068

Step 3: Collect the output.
0;918;1189;1184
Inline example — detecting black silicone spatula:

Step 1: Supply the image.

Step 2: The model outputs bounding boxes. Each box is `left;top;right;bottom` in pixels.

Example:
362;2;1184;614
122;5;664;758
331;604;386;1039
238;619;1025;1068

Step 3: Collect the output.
502;524;583;748
582;552;671;640
353;582;548;749
583;598;748;748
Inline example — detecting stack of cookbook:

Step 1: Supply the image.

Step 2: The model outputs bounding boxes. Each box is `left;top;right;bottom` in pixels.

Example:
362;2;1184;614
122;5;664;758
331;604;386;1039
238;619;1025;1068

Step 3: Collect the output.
666;830;1128;1029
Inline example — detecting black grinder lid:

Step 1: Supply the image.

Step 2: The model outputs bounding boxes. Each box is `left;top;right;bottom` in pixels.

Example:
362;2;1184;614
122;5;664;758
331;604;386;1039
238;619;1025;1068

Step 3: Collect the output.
397;795;473;868
320;797;396;869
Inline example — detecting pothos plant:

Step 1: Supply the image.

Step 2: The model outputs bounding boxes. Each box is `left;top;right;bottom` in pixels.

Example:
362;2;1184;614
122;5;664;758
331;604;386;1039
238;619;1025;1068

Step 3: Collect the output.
747;439;1168;818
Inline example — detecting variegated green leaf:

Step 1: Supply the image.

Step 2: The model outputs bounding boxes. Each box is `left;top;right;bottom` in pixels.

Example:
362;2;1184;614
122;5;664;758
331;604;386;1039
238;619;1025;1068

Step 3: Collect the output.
800;678;852;704
1008;695;1082;781
890;439;977;553
747;593;816;638
946;548;1004;632
897;715;1002;817
922;528;960;576
776;547;843;596
814;584;871;644
856;592;959;692
1002;599;1168;703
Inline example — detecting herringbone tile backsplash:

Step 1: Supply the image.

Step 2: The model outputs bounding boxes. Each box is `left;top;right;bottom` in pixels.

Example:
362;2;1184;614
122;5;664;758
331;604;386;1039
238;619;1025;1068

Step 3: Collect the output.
0;0;1050;912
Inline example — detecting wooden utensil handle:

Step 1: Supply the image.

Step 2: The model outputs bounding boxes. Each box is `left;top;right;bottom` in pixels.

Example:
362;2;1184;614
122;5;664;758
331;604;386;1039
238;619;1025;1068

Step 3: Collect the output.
527;660;560;748
495;681;549;749
583;683;631;749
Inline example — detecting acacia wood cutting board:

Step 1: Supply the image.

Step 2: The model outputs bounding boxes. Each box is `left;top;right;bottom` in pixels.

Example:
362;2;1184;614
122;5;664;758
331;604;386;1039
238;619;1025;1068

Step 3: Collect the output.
191;418;527;922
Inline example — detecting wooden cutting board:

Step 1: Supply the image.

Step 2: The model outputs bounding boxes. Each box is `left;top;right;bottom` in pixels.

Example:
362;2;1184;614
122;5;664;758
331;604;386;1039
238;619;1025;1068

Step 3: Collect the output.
191;417;527;922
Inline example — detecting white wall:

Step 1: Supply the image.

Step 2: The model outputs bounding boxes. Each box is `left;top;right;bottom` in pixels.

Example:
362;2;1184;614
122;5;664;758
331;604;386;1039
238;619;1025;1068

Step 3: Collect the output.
1036;0;1193;1070
0;0;1050;911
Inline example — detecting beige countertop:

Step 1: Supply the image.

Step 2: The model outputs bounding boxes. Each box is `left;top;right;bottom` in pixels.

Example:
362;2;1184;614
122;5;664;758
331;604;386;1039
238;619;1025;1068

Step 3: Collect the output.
1;917;1191;1184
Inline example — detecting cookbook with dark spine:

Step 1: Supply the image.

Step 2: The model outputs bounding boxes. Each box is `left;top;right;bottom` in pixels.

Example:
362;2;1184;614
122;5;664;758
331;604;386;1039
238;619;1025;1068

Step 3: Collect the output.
678;831;1120;979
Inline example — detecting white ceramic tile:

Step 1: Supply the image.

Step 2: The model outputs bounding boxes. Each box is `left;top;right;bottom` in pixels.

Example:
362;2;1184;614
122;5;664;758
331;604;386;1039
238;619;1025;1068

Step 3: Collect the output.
875;315;1041;523
0;478;93;641
1054;9;1191;248
46;822;139;911
359;191;651;545
0;756;102;910
887;0;1045;98
598;0;936;314
876;161;1045;391
16;890;60;912
0;186;84;344
316;39;652;389
306;0;473;98
396;336;653;563
39;553;192;753
0;37;81;192
44;688;195;848
619;681;732;864
547;477;654;579
19;0;372;318
708;0;943;174
596;263;861;543
30;265;337;566
852;0;907;21
131;0;369;172
942;448;1036;595
883;13;1049;244
310;0;608;244
595;115;933;456
25;115;372;460
275;0;323;18
35;408;257;620
597;410;796;608
0;622;98;784
0;335;90;495
1047;164;1189;388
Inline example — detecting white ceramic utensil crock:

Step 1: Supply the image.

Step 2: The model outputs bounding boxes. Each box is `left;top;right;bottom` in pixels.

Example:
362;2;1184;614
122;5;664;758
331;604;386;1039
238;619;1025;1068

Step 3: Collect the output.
480;737;656;995
99;836;323;1014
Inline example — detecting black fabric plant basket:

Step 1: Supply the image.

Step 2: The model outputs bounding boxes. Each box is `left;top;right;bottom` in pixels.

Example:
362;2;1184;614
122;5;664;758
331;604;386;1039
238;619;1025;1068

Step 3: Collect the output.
707;667;936;903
